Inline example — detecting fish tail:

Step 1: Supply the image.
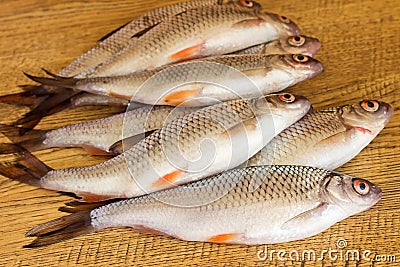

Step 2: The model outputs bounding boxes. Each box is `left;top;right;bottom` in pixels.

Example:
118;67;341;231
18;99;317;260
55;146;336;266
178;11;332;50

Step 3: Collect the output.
14;89;78;134
24;72;79;89
0;144;53;187
0;124;48;153
24;211;95;248
0;88;47;109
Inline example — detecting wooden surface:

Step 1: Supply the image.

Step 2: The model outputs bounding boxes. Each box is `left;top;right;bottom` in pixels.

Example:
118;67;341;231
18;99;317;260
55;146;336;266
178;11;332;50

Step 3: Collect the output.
0;0;399;266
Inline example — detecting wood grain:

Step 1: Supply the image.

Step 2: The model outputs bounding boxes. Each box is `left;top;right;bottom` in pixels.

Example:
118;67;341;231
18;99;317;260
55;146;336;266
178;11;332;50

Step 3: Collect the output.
0;0;399;266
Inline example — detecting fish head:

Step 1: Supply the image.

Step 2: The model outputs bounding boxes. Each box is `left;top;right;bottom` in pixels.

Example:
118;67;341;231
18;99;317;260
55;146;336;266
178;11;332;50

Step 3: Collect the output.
263;13;301;37
272;54;324;82
341;100;394;135
252;93;310;124
323;173;382;213
278;35;321;57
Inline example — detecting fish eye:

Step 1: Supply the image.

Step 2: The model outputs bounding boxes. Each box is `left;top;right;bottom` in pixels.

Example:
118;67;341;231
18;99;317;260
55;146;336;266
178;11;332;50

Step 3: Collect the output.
288;35;306;46
240;0;254;7
278;15;291;24
361;100;379;112
353;179;370;195
292;54;309;63
278;93;296;103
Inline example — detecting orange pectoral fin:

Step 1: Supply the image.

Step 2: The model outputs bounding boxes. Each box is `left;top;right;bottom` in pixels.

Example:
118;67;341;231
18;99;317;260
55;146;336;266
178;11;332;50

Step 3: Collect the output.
232;18;265;28
151;170;183;189
206;233;241;244
168;42;205;61
163;89;201;106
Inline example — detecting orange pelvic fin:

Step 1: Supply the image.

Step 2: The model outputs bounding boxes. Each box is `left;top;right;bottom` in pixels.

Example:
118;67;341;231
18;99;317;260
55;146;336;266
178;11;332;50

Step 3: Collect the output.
168;42;205;61
151;169;182;189
163;89;201;106
77;192;117;203
108;90;131;100
206;233;241;244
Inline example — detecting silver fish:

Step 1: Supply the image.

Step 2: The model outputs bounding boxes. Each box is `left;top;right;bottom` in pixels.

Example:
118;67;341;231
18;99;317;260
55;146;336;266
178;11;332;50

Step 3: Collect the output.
79;6;300;77
59;0;263;77
0;94;310;202
27;54;322;106
248;100;394;170
24;165;382;247
0;105;198;155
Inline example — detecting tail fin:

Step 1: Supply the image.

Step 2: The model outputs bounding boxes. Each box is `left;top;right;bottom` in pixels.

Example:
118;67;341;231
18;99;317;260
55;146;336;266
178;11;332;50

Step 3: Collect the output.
109;130;156;154
0;124;48;152
24;211;94;248
0;91;47;109
0;82;78;133
14;89;79;133
0;144;52;187
24;72;78;89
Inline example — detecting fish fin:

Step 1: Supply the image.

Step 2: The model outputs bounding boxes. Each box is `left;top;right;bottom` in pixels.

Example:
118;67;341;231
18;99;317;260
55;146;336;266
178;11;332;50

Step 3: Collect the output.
220;117;258;138
24;72;78;89
59;200;113;213
108;90;131;100
0;91;47;108
77;192;118;203
151;170;183;189
0;124;48;153
232;18;265;28
281;202;329;231
15;89;79;133
134;225;170;237
240;67;271;78
98;21;130;42
24;211;94;247
163;89;202;106
168;42;205;61
108;130;157;154
81;145;115;156
206;233;241;244
0;145;52;187
40;68;59;78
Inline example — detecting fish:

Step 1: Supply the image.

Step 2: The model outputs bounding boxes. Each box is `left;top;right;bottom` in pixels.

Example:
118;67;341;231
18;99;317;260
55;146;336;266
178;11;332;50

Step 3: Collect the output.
24;34;320;111
233;35;321;57
59;0;263;77
26;54;323;106
0;105;198;155
22;165;382;247
0;93;310;202
1;0;263;133
248;100;393;169
79;6;300;77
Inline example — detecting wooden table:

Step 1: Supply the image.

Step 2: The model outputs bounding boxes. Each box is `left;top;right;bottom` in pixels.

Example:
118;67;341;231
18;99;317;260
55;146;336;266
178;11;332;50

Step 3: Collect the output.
0;0;399;266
